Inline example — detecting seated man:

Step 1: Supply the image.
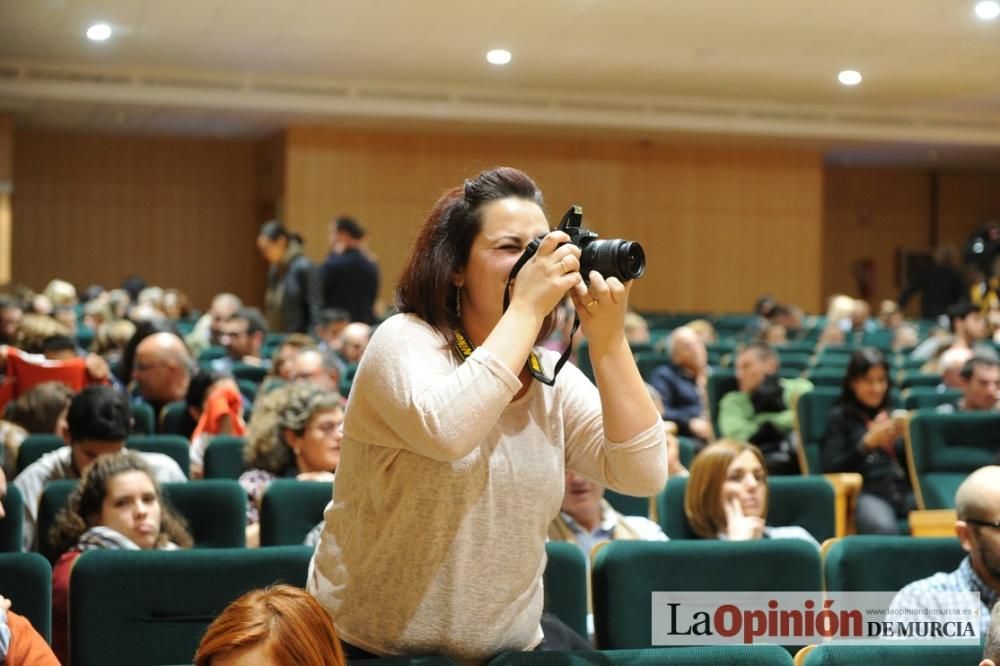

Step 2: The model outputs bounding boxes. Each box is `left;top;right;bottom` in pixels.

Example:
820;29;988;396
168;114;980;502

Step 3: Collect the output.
131;332;192;420
212;307;269;374
649;326;713;442
337;322;372;365
12;385;186;551
888;466;1000;637
959;356;1000;412
718;342;813;475
291;349;345;394
549;470;667;561
984;602;1000;666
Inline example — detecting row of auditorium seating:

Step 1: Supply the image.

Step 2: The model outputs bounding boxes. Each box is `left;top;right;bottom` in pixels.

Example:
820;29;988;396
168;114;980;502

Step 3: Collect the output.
0;536;972;665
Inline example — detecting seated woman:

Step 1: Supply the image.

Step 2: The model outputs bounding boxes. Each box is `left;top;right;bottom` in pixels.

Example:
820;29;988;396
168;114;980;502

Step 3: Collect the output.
684;439;818;546
822;347;914;534
239;382;343;547
48;451;192;664
194;585;345;666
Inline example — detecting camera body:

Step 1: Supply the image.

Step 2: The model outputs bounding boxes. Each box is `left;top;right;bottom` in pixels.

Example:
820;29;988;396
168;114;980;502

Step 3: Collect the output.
519;205;646;283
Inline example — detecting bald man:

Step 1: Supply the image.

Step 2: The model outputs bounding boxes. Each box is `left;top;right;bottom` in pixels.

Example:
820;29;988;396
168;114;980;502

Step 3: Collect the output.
649;326;713;442
133;332;192;415
888;466;1000;638
291;348;344;393
338;322;372;364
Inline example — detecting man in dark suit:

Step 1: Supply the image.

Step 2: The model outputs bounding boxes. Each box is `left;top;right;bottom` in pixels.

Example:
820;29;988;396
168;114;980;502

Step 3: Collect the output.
321;216;380;325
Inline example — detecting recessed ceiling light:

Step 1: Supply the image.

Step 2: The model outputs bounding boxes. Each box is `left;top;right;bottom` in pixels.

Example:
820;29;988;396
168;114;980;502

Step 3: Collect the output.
838;70;863;86
486;49;512;66
975;0;1000;20
86;23;112;41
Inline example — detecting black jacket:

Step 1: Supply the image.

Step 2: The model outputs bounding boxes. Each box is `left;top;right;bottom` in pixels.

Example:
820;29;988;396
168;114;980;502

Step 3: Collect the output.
265;243;322;334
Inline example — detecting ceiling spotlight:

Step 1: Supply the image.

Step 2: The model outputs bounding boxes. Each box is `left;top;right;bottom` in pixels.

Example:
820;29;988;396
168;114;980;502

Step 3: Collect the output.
486;49;512;66
86;23;112;41
838;70;863;86
975;0;1000;20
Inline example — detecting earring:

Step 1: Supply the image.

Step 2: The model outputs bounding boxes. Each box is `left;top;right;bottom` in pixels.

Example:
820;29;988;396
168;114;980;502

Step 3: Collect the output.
293;448;301;456
455;287;462;319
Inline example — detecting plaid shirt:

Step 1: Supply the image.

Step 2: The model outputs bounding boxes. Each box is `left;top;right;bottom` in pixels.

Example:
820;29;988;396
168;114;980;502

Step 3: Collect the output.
887;555;997;636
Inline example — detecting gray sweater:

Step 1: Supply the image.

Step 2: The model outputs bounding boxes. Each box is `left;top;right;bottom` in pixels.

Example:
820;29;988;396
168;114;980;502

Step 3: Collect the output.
308;314;666;661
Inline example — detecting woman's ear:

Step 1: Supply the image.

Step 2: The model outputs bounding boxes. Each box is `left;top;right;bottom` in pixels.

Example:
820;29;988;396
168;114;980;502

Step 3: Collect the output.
452;269;464;288
282;428;302;454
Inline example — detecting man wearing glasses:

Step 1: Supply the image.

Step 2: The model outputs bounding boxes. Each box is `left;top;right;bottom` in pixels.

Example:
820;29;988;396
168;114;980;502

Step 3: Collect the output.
888;466;1000;637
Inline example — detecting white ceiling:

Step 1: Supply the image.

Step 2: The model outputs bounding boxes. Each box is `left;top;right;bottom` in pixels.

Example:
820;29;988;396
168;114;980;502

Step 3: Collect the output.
1;0;1000;165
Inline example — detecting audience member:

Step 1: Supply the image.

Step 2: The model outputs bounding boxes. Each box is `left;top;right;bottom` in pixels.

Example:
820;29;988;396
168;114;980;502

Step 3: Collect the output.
878;299;904;330
939;346;975;390
41;334;78;361
193;585;345;666
212;307;268;374
321;216;380;325
259;333;317;395
649;326;713;442
48;451;192;663
623;312;650;346
257;221;322;334
719;342;812;475
187;370;246;477
185;292;242;358
291;349;345;393
240;382;342;546
898;244;967;320
118;319;179;386
946;302;989;353
43;279;77;309
338;322;371;364
549;470;667;561
888;466;1000;638
0;595;58;664
51;306;77;337
684;440;818;546
758;322;787;345
3;382;73;475
13;385;186;551
983;601;1000;666
956;356;1000;412
91;319;136;365
685;319;717;345
162;288;193;321
892;323;919;352
0;297;22;345
822;348;914;534
132;332;192;417
14;314;68;354
314;308;351;353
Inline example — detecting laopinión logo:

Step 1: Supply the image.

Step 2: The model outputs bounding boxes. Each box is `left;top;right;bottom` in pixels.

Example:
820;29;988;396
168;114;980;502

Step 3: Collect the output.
650;591;981;646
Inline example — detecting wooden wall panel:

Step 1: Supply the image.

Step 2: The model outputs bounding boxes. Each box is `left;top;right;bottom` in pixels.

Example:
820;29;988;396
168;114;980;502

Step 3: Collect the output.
936;171;1000;251
11;130;261;310
822;167;932;309
285;127;824;313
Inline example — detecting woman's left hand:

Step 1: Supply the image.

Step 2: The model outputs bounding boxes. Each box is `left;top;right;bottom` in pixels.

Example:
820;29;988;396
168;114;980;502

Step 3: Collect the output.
570;271;631;352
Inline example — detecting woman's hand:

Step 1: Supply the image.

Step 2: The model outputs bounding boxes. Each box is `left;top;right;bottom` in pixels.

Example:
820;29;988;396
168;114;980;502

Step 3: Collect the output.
863;414;900;451
507;231;582;323
724;497;765;541
570;271;630;353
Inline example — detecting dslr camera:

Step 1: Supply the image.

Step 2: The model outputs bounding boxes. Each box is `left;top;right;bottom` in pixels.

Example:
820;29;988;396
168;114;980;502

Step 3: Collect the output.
519;205;646;282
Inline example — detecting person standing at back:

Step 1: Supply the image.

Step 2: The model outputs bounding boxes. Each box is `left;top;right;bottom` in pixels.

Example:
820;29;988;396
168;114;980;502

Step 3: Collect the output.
321;216;380;325
257;222;322;334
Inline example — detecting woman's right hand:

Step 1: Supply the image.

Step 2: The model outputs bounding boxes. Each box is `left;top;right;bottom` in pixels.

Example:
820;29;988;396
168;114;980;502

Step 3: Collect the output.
507;231;582;322
724;497;765;541
863;415;900;450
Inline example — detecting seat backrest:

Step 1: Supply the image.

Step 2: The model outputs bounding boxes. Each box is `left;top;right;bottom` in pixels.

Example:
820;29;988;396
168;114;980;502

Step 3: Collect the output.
823;536;966;592
706;369;738;435
127;435;191;478
794;387;841;475
158;400;194;437
902;387;962;410
70;546;312;666
38;479;77;562
488;645;794;665
15;433;65;476
259;480;332;546
231;363;268;384
0;484;24;552
802;643;981;665
542;541;588;640
202;436;246;480
592;540;821;649
131;401;156;435
0;552;52;642
905;411;1000;508
656;476;834;543
900;373;943;389
603;490;652;518
162;480;246;548
633;352;669;384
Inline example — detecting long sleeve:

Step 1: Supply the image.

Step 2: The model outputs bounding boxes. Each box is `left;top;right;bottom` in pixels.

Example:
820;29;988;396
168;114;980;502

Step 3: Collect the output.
304;262;323;331
650;366;701;426
822;408;867;473
718;391;758;441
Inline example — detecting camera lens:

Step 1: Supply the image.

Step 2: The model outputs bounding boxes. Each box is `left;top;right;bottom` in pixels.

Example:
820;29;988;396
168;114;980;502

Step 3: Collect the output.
581;239;645;281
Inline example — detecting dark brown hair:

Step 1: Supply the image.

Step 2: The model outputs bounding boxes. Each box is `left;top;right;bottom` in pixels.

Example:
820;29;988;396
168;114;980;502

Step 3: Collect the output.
194;585;345;666
395;167;546;343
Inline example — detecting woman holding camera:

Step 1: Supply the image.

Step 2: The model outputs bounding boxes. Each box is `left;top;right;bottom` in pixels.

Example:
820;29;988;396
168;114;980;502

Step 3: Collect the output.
822;347;914;534
308;167;666;661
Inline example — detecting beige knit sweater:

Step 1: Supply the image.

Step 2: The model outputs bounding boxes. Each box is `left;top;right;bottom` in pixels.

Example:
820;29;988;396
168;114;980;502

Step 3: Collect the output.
308;314;666;662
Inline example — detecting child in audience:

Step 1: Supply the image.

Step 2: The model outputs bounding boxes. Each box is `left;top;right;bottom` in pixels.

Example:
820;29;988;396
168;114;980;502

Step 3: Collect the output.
48;451;192;664
239;382;342;547
194;585;345;666
822;347;914;534
684;440;818;546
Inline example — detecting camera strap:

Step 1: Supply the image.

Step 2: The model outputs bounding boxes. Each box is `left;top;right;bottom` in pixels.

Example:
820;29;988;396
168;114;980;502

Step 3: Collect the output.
452;320;577;387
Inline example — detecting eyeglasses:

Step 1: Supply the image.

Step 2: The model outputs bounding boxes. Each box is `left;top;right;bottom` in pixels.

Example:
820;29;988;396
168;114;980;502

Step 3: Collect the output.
964;518;1000;530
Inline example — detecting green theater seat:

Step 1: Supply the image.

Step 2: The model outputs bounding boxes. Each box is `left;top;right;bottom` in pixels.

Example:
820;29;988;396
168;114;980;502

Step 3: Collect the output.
0;552;51;642
822;535;966;592
656;476;834;543
15;433;65;476
70;546;312;666
488;645;794;665
131;401;156;435
592;540;821;650
0;484;23;552
259;480;332;546
542;541;588;640
794;387;840;475
904;411;1000;509
203;436;246;480
127;434;191;478
801;643;981;665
